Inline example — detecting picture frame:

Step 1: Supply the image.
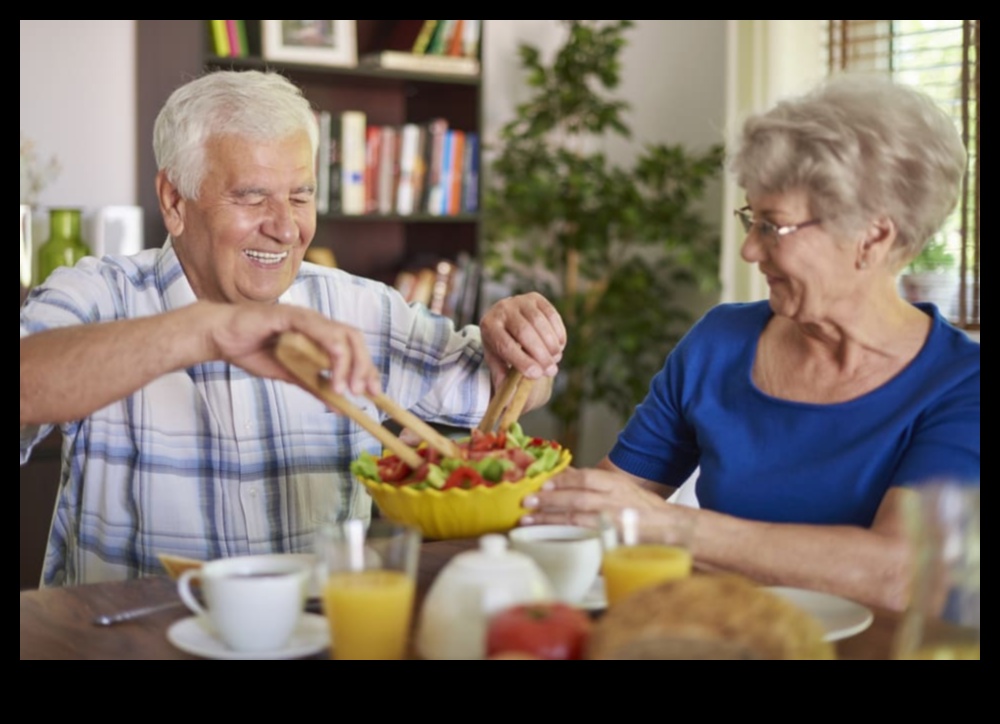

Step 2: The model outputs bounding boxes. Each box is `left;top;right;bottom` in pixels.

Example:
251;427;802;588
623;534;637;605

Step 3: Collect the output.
262;20;357;67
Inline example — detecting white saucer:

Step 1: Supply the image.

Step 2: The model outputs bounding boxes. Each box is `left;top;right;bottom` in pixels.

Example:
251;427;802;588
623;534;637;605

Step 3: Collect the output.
167;614;330;660
577;576;607;611
765;587;874;642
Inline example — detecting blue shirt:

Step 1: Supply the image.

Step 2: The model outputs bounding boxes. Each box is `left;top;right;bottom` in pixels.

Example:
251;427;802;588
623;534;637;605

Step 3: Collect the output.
20;241;491;586
609;301;980;527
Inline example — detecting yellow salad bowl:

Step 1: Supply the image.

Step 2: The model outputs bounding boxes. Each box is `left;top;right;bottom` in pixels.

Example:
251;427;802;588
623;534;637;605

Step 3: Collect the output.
356;447;573;540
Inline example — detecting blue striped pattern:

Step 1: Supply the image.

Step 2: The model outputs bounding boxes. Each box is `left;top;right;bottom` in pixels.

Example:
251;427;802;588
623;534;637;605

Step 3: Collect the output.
20;241;490;586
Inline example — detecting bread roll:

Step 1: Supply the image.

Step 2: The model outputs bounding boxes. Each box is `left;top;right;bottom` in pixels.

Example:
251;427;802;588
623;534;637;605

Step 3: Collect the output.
586;574;835;660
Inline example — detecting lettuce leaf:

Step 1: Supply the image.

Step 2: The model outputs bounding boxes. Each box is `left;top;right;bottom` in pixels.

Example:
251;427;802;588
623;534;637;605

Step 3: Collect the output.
350;452;382;482
525;447;561;478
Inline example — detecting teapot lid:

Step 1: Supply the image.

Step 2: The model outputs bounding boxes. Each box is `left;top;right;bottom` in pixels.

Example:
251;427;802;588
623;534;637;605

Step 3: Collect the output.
450;534;538;575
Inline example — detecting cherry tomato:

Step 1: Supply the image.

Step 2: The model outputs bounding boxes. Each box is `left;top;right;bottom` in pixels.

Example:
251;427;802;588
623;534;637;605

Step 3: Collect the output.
443;466;487;490
377;456;412;484
469;430;506;452
485;602;592;661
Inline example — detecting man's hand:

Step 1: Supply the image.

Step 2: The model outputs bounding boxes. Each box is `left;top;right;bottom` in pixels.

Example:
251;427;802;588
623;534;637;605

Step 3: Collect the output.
479;293;566;414
480;292;566;383
209;303;382;397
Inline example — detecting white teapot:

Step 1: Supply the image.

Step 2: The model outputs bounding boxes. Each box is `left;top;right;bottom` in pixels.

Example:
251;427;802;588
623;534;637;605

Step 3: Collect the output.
416;534;555;660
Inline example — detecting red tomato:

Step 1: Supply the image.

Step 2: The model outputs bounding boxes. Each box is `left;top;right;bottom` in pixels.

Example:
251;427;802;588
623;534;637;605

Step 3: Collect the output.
443;466;487;490
485;602;592;661
377;456;412;484
469;429;506;452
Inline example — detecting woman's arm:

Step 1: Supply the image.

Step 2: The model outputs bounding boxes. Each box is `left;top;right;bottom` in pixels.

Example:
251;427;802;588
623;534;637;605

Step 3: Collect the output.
523;459;914;612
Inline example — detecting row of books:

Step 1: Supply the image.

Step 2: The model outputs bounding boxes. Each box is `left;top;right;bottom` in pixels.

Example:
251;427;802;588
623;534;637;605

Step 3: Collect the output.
208;20;252;58
359;20;482;75
316;110;479;218
394;252;481;327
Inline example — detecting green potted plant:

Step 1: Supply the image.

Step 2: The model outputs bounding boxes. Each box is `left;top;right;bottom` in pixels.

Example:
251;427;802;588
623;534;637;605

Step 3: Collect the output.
899;235;958;316
483;20;725;452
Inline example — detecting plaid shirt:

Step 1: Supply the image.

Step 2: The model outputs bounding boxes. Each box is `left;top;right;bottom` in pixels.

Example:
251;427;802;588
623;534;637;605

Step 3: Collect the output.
20;240;490;587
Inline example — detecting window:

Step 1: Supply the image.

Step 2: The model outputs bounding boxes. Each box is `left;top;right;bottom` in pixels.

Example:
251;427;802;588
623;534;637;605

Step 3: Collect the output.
826;20;979;330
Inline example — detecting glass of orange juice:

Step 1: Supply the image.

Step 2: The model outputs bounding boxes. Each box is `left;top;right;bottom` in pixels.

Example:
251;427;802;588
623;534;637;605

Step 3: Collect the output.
599;508;695;608
315;518;421;660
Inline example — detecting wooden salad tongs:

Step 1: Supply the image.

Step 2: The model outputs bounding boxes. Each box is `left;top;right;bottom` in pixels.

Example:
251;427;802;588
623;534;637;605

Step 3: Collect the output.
477;368;536;434
274;331;462;469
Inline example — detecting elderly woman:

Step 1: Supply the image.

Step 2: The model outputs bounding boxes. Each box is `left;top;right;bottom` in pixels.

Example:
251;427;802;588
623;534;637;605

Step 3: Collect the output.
520;75;980;612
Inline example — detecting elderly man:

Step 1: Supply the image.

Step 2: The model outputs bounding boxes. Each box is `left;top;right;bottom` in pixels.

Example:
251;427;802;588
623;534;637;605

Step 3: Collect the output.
20;70;565;587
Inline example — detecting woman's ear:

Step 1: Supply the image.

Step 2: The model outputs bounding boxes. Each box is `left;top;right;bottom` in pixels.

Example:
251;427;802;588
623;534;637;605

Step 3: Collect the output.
859;216;897;270
155;171;186;238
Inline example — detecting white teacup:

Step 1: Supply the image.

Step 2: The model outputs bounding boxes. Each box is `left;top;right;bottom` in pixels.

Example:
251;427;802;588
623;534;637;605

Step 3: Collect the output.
177;555;311;653
508;525;603;604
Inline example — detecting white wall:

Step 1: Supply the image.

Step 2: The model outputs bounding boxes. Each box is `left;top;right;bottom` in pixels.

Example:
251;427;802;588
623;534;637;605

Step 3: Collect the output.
20;20;137;210
486;21;727;464
20;20;727;467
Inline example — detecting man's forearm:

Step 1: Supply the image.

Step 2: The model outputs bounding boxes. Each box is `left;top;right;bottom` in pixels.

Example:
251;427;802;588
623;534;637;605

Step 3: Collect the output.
20;304;218;426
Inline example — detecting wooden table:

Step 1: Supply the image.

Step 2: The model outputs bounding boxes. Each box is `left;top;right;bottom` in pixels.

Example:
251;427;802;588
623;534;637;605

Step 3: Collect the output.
20;538;903;660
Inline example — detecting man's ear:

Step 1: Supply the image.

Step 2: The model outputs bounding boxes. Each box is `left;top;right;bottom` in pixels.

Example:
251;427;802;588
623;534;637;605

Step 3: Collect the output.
156;170;186;238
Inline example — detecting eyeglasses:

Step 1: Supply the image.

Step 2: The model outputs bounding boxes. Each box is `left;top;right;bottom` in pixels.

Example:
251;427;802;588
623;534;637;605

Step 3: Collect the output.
734;206;822;246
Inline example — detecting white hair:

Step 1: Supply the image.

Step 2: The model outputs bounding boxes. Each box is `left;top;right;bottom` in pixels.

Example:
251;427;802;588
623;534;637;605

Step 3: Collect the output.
730;74;967;269
153;70;319;199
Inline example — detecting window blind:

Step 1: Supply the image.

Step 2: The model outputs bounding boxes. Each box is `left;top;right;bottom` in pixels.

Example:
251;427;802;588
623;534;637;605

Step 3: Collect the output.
826;20;979;330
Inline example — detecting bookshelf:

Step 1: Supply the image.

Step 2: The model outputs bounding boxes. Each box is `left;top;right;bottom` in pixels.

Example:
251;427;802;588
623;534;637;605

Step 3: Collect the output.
136;20;484;319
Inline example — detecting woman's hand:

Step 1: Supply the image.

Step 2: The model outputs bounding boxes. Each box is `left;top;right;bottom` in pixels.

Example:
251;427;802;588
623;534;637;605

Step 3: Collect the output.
521;466;669;529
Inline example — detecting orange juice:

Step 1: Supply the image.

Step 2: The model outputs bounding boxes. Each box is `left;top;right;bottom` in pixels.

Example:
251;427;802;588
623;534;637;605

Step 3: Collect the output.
601;544;692;607
322;570;416;660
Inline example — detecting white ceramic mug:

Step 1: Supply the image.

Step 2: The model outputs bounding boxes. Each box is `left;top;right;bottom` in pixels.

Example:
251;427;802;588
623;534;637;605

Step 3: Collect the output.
508;525;603;604
177;555;311;653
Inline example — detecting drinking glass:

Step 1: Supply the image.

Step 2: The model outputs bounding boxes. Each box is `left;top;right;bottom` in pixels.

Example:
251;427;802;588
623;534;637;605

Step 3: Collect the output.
315;518;421;660
599;507;695;608
893;480;980;660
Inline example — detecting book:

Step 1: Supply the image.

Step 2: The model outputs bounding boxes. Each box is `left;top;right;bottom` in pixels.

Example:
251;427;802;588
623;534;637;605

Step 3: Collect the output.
358;51;480;77
209;20;230;57
427;20;456;55
364;125;383;215
462;20;481;59
409;125;429;215
422;118;449;215
446;20;466;57
461;132;480;213
339;110;367;216
315;110;332;215
395;123;422;216
434;129;455;216
411;20;439;54
430;259;455;316
235;20;250;58
447;130;466;216
377;125;398;216
327;113;343;214
224;21;240;57
457;257;482;327
410;267;438;307
394;270;417;301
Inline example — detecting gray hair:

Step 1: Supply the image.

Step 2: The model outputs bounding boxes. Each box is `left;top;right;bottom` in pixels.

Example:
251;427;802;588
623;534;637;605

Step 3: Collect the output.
153;70;319;200
729;74;967;269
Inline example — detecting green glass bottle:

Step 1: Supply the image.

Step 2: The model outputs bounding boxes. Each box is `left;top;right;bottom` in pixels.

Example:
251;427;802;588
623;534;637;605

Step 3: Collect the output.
38;207;90;284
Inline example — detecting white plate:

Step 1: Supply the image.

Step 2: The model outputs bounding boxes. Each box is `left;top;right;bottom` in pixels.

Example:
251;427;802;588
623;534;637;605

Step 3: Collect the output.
167;614;330;660
578;576;607;611
765;587;874;642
